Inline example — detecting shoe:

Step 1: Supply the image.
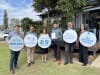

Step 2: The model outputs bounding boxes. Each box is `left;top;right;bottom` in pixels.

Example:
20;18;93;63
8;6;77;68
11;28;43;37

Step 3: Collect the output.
10;70;15;74
27;63;31;67
70;62;73;64
64;62;68;65
15;65;19;69
31;61;35;64
82;64;87;66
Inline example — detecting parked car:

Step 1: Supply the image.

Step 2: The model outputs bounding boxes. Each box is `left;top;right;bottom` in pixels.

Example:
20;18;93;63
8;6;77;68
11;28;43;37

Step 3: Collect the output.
0;31;8;40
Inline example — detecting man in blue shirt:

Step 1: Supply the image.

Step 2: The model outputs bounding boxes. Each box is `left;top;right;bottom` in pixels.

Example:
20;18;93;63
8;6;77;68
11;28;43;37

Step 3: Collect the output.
51;23;62;64
8;25;22;74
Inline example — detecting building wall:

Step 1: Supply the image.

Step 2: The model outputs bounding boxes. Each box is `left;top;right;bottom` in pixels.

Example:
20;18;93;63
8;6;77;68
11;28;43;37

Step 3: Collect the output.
75;5;100;42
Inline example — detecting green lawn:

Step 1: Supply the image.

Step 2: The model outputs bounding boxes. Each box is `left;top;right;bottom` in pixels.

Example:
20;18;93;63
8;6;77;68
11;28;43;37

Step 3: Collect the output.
0;43;100;75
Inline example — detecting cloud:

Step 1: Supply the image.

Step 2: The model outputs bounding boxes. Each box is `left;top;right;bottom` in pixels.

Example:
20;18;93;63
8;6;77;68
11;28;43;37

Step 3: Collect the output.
0;0;17;10
0;0;41;25
0;3;15;10
8;4;41;21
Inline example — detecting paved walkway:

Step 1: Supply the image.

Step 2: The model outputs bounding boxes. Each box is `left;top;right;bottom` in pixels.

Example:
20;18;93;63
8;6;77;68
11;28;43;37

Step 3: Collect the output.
91;55;100;68
0;41;6;43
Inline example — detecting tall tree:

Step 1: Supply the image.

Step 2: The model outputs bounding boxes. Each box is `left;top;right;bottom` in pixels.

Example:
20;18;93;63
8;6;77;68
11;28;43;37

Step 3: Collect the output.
32;0;58;26
32;0;86;27
56;0;86;21
33;0;58;12
3;10;8;30
21;17;34;33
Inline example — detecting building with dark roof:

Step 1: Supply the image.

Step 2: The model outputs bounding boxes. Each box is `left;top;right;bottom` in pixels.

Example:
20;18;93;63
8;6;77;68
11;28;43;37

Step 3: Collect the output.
75;0;100;41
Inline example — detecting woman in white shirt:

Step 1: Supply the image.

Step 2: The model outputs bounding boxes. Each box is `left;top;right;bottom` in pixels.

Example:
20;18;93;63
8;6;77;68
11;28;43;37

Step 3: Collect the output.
40;28;49;63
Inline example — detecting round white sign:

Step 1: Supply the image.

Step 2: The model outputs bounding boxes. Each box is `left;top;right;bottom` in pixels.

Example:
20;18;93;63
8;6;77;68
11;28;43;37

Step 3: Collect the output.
9;36;24;51
79;31;97;47
24;34;37;47
38;34;51;48
63;29;77;43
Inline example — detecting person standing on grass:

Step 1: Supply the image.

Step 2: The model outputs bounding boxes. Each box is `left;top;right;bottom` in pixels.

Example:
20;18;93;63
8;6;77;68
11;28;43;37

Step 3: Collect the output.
26;25;37;67
51;23;62;64
79;24;88;66
40;28;49;63
64;22;75;65
8;25;22;74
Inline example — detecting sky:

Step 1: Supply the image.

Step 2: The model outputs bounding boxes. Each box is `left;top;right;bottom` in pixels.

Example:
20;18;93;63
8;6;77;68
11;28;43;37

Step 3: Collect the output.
0;0;41;25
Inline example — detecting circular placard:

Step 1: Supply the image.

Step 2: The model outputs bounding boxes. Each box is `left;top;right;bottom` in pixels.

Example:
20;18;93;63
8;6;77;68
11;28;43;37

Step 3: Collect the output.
79;31;97;47
9;36;24;51
38;34;51;48
24;34;37;47
63;29;77;43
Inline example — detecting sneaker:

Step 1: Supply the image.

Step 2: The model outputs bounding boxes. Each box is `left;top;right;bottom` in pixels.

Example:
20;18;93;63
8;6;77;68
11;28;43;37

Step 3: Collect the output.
70;62;73;64
10;70;15;74
64;62;68;65
31;61;35;64
15;65;19;69
82;64;87;66
27;63;31;67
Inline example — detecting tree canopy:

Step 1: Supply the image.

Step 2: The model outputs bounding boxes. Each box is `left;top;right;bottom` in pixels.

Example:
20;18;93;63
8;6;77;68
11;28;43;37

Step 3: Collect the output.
32;0;58;12
32;0;86;16
21;17;34;33
21;17;43;34
56;0;86;16
32;0;86;27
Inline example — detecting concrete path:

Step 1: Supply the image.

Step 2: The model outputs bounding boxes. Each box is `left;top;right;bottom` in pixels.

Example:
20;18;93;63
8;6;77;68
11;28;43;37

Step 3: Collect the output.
91;55;100;68
0;41;6;44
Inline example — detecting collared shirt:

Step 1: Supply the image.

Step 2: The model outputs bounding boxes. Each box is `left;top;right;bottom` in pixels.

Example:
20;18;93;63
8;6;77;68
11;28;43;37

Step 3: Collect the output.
51;28;62;39
26;31;37;36
8;31;22;40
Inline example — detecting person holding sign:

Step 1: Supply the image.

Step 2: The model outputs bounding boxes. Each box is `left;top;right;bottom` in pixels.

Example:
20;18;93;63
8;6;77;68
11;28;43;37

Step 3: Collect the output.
25;25;37;67
51;23;62;64
64;22;77;65
39;28;50;63
8;25;23;74
79;24;88;66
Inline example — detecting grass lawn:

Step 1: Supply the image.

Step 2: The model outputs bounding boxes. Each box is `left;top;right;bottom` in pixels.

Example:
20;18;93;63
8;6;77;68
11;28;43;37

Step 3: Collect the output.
0;43;100;75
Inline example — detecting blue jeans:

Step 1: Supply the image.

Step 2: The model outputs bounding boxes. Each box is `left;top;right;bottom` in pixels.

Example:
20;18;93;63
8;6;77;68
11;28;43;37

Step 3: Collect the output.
10;50;20;70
